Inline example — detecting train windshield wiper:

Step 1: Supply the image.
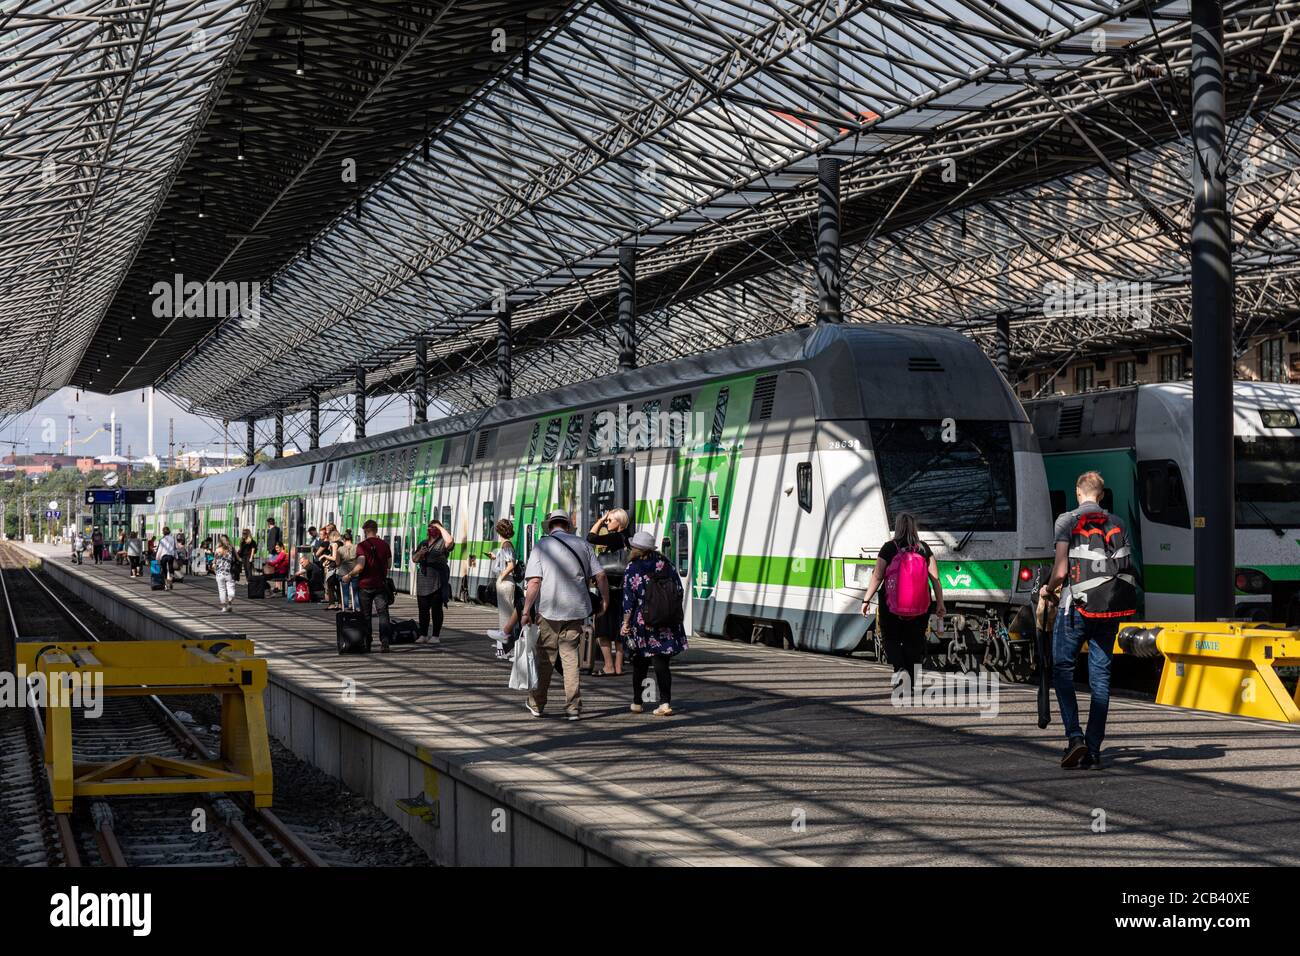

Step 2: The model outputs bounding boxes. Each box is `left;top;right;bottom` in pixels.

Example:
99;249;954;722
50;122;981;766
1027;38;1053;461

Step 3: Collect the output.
955;443;994;553
1243;498;1287;538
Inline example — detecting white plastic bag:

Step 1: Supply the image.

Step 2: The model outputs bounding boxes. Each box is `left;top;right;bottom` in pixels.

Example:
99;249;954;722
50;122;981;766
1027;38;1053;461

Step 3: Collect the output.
509;624;539;691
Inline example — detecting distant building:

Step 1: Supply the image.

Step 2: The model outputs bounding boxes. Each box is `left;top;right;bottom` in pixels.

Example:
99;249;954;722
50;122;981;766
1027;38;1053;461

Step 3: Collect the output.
1017;331;1300;400
171;449;248;476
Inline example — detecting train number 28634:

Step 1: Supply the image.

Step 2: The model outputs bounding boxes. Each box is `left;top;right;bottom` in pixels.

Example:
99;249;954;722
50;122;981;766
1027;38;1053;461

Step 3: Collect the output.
827;439;860;449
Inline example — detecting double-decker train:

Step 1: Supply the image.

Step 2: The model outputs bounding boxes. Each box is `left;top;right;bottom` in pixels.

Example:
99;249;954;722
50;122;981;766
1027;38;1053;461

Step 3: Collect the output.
137;323;1054;663
1025;381;1300;621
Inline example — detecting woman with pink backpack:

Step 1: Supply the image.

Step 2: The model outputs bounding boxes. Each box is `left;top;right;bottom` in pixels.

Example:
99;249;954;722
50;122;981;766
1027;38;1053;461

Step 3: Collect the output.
860;513;946;694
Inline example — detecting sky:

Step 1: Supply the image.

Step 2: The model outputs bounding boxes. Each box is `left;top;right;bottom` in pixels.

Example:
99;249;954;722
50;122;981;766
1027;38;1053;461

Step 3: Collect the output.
2;386;421;461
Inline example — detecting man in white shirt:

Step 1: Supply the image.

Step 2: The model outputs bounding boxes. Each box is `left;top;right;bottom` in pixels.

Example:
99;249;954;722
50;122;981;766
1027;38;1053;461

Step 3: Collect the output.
156;526;178;590
522;510;608;721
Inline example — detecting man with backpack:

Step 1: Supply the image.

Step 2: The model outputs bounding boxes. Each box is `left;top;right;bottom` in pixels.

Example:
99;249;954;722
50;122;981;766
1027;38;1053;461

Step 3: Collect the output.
521;510;608;721
861;513;945;702
1040;470;1139;770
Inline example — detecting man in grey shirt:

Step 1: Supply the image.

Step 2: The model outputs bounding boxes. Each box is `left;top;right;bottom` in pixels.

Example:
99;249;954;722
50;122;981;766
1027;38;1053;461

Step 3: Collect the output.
522;510;609;720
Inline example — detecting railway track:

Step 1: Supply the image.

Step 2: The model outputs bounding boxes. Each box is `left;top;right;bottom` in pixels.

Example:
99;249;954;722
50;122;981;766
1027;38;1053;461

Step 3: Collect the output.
0;542;326;867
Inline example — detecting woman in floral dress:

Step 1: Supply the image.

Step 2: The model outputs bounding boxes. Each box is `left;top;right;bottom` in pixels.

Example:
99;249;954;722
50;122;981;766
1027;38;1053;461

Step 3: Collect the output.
620;531;688;716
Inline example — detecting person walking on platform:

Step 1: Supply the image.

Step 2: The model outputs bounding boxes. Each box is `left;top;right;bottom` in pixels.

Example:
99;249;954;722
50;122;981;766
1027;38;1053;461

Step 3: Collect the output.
1041;471;1139;771
344;520;393;652
620;531;687;716
91;527;104;565
335;532;360;612
126;531;143;577
412;519;453;645
72;529;84;564
521;510;608;721
860;513;946;702
213;535;237;613
156;526;178;590
237;529;257;581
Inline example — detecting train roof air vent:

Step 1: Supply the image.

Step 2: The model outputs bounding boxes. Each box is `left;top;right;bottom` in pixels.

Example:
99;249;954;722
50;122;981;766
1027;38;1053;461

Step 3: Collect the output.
907;356;944;372
1057;403;1085;437
474;429;493;461
751;375;778;421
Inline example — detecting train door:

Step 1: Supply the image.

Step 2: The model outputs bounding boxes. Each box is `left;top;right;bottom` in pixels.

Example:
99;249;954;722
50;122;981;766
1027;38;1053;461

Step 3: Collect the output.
669;497;695;634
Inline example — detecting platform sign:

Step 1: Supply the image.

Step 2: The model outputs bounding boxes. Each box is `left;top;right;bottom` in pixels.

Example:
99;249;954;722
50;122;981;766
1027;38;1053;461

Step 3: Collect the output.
44;510;61;519
124;489;155;505
85;488;118;506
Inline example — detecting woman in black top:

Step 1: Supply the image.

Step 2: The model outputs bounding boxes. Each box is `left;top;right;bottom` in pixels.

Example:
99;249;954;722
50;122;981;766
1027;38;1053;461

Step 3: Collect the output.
588;508;630;675
861;513;946;692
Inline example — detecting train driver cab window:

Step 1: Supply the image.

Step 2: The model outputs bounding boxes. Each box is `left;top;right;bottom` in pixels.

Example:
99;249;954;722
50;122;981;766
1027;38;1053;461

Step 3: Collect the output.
709;388;730;447
1138;460;1190;527
796;462;813;513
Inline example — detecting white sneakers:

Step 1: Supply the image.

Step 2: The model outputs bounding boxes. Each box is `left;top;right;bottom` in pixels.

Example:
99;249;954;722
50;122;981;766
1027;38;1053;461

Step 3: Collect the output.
653;703;673;717
629;703;644;714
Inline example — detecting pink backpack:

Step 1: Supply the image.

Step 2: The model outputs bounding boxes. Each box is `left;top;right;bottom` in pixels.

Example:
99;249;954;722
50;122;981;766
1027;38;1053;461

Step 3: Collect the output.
885;547;930;617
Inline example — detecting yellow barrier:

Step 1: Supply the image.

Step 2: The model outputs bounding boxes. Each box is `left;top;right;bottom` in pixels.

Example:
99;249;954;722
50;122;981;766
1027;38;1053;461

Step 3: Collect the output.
17;640;272;813
1117;622;1300;723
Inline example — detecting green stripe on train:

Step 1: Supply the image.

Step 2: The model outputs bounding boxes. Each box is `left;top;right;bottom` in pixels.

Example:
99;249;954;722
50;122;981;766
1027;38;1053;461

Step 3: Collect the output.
720;555;1021;591
1145;563;1300;595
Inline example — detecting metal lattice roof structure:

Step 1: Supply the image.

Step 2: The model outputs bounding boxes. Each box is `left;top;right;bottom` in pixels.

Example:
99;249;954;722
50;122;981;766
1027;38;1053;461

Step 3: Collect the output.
9;0;1300;425
1;0;268;415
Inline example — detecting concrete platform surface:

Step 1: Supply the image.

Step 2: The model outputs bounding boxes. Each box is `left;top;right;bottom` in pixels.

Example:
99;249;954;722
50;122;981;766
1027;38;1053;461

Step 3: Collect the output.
19;542;1300;866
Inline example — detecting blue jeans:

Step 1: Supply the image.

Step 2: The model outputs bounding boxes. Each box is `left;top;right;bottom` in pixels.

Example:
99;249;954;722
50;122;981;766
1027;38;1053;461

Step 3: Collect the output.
341;578;361;611
1052;606;1118;755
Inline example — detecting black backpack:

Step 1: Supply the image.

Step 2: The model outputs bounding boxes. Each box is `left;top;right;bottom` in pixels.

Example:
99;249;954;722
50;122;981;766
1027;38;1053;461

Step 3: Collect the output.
642;556;684;628
1067;509;1140;619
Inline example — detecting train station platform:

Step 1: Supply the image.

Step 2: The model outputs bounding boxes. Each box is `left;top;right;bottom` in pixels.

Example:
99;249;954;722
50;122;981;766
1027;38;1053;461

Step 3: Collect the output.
17;541;1300;867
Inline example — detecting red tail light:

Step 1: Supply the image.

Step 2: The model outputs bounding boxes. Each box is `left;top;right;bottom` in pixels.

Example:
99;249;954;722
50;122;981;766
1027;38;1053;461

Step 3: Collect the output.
1019;567;1034;581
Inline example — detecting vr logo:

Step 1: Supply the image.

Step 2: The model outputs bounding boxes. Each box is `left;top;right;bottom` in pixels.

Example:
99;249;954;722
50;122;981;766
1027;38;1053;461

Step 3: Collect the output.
945;573;972;588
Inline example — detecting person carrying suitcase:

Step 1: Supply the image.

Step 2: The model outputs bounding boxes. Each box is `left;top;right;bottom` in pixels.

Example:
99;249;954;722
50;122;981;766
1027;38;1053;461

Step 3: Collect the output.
342;520;394;652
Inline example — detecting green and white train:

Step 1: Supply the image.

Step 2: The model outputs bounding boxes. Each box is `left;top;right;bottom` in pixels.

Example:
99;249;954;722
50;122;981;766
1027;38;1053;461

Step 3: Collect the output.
1025;381;1300;621
138;324;1054;657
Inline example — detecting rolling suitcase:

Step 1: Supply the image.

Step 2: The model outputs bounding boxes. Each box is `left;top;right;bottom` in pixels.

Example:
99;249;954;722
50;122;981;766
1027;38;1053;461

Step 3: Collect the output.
337;611;370;654
246;572;267;600
149;559;165;591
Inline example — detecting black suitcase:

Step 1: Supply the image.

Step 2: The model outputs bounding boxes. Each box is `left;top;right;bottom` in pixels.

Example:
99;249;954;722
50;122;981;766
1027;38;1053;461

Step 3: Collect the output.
246;572;267;600
388;618;419;645
337;611;370;654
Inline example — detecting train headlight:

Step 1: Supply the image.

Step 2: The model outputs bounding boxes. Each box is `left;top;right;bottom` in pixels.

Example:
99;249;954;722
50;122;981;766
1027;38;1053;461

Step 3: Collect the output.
1259;409;1298;429
1234;568;1271;594
1015;565;1037;592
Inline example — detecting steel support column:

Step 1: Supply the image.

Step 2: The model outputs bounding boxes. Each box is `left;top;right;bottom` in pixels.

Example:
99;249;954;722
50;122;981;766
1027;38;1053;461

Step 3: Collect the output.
414;338;428;423
816;157;842;323
354;366;367;440
994;313;1011;379
245;418;255;467
308;390;320;450
273;409;284;459
1190;0;1234;621
497;306;512;402
617;244;637;370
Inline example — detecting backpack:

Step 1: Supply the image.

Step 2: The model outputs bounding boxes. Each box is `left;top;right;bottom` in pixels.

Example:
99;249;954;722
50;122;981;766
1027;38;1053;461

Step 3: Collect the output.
293;581;311;603
885;546;931;618
642;557;684;628
1067;509;1139;618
